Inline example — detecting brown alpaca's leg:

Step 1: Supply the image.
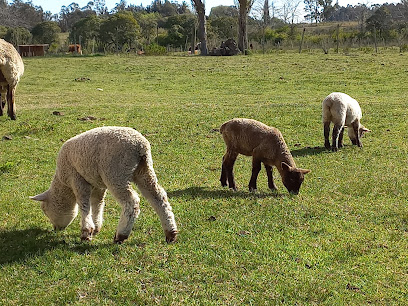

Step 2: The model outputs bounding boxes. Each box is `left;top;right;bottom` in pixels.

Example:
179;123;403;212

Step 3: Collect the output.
264;164;277;191
220;154;228;187
223;151;238;191
248;157;262;191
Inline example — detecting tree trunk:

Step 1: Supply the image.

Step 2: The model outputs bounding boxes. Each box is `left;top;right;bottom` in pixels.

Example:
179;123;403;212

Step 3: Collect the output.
238;3;248;52
192;0;208;56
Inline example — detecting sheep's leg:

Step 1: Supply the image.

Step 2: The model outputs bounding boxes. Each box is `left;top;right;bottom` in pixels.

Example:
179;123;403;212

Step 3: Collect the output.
6;85;16;120
264;164;277;191
248;157;262;192
351;121;362;147
331;124;342;152
133;160;178;243
109;184;140;244
338;127;345;148
90;187;107;235
323;122;331;149
222;151;238;191
71;175;95;241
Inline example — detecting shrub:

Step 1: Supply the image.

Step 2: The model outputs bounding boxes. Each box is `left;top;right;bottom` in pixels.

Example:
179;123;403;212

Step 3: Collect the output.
144;43;166;55
400;44;408;52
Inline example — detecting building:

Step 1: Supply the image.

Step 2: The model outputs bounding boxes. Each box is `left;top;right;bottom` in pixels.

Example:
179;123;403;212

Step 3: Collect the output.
18;44;49;57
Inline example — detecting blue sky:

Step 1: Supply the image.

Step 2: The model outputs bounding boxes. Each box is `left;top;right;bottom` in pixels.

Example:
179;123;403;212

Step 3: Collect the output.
26;0;397;16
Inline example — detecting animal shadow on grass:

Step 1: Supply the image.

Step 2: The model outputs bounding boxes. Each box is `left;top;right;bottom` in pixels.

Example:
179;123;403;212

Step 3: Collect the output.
291;146;327;157
0;227;105;265
168;186;284;200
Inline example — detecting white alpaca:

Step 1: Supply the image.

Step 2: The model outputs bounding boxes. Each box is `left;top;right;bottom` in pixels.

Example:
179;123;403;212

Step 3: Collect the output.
0;39;24;120
322;92;370;151
31;127;178;244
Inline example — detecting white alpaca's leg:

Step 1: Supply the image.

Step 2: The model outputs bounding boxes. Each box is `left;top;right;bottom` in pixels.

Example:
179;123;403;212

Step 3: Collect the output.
134;159;178;243
90;188;107;235
71;175;94;241
108;184;140;243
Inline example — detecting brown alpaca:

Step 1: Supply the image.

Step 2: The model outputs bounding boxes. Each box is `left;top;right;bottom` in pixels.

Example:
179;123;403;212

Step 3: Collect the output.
220;118;310;194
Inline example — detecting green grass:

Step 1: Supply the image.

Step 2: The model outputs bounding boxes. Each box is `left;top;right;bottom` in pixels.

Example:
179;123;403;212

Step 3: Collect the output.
1;49;407;304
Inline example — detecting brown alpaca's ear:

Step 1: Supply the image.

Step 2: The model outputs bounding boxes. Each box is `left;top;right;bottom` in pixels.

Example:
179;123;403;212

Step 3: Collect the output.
30;191;49;202
281;162;292;171
300;168;311;174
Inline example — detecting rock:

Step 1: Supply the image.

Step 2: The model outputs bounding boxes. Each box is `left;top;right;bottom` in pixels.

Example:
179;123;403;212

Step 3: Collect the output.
209;39;240;56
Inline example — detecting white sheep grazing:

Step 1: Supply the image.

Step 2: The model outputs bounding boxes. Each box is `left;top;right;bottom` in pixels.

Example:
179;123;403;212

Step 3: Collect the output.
0;39;24;120
220;118;310;194
322;92;370;151
30;126;178;244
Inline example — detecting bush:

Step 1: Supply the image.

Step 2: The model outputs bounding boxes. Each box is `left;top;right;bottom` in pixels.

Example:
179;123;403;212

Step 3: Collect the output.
358;46;374;53
144;43;166;55
400;44;408;52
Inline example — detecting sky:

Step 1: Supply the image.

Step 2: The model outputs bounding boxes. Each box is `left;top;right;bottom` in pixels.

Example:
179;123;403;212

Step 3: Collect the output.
25;0;398;16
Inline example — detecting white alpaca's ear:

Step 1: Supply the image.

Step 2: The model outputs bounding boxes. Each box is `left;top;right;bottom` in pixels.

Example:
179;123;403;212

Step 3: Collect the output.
362;127;371;132
30;191;49;202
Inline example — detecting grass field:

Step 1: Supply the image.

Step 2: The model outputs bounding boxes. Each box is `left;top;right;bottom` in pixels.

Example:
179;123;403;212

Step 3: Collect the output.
1;49;407;304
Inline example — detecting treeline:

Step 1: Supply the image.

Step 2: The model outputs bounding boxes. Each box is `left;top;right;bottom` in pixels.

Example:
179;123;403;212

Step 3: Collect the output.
0;0;407;54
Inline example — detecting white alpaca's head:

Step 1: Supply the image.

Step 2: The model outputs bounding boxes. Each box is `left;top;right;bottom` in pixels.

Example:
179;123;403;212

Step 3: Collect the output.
30;190;78;230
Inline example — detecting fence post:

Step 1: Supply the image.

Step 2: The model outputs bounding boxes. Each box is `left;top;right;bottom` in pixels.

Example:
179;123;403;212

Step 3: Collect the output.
373;25;378;53
299;28;305;53
336;24;340;53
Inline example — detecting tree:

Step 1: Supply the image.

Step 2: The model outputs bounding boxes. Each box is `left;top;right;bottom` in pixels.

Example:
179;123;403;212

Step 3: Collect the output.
0;25;7;39
209;5;239;18
94;0;108;15
58;4;95;32
5;27;32;46
113;0;127;13
319;0;336;22
0;0;43;28
366;6;394;40
281;0;302;25
160;14;195;48
263;0;270;25
70;15;102;51
191;0;208;55
304;0;321;23
31;21;61;45
209;16;237;40
235;0;255;52
134;12;160;45
99;12;140;52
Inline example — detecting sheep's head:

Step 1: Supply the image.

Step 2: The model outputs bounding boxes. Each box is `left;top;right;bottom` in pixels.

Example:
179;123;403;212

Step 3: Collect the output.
348;125;371;144
30;190;78;230
281;162;311;195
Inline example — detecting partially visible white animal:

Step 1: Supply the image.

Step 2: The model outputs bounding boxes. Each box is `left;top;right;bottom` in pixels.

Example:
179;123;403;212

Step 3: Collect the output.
30;127;178;244
0;39;24;120
322;92;370;151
